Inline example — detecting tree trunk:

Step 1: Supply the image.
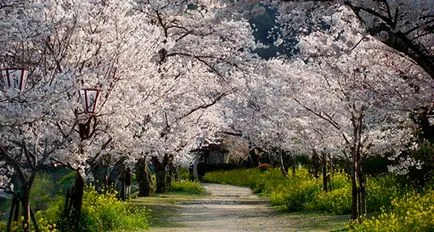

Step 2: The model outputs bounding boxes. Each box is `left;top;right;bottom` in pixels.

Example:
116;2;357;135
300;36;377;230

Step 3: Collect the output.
152;154;172;194
322;152;328;192
279;149;288;177
350;149;358;220
136;157;153;196
20;186;31;232
155;170;167;193
356;151;367;218
167;163;174;191
72;171;84;230
19;172;36;232
311;150;320;179
351;147;366;222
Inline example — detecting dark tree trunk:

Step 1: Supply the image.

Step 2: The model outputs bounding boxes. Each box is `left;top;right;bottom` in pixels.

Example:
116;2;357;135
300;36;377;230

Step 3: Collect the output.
356;151;367;218
322;152;328;192
167;162;174;190
350;145;367;222
136;157;153;196
279;149;288;177
155;170;167;193
72;171;84;230
20;186;31;232
311;150;320;179
151;154;172;194
16;173;35;232
351;148;358;220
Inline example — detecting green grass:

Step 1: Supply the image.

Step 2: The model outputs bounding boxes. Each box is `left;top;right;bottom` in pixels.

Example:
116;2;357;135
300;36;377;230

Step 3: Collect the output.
351;190;434;231
278;212;349;231
169;180;205;195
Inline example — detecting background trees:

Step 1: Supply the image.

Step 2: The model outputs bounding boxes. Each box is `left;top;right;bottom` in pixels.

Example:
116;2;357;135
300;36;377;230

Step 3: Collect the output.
1;0;433;230
276;0;434;78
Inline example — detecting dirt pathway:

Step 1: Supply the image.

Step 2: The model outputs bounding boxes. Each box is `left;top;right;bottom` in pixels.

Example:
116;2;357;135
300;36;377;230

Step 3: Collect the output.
143;183;348;232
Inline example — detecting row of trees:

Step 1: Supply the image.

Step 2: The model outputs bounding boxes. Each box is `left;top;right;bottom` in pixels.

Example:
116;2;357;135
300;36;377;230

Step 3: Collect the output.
224;2;433;220
0;0;433;230
0;1;257;230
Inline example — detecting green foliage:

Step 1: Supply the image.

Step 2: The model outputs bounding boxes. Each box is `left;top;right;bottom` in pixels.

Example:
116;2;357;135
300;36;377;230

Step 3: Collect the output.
204;168;287;195
270;177;321;211
54;171;76;193
351;190;434;232
31;173;56;211
41;186;149;232
204;167;409;216
177;167;191;180
169;180;205;195
205;167;322;211
313;186;352;214
0;214;58;232
330;172;351;190
269;168;321;211
367;175;402;212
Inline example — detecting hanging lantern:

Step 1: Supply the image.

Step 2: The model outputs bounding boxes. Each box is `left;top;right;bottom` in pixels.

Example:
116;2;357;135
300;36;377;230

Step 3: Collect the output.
80;88;100;114
0;68;28;91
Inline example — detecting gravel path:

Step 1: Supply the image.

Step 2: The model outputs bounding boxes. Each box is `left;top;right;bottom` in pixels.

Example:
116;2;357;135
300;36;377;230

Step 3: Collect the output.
146;183;344;232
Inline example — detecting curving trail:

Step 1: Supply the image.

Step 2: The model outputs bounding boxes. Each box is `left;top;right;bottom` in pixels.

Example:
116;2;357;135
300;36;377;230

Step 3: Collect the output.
144;183;348;232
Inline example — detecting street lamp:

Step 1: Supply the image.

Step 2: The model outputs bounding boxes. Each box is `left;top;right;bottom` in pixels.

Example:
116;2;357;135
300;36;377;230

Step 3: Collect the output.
80;88;100;114
1;67;30;232
76;88;101;140
66;87;101;231
0;68;28;91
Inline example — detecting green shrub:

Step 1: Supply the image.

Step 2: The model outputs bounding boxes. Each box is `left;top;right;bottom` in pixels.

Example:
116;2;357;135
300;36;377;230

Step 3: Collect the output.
54;171;76;193
0;214;58;232
270;178;321;211
31;173;56;211
177;167;191;180
204;167;410;217
329;172;351;190
351;190;434;232
41;186;149;232
367;175;402;212
204;168;260;188
313;186;352;214
204;168;287;195
169;180;205;195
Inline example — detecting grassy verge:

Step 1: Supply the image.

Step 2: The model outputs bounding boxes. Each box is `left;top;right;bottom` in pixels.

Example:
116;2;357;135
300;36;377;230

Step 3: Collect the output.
277;212;349;232
169;180;206;195
204;167;434;231
204;167;403;214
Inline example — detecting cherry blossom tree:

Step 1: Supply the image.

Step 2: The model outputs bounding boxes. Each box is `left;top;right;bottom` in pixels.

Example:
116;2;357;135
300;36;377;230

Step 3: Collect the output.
281;41;431;220
0;1;81;229
0;0;154;229
119;0;258;193
224;8;433;219
259;0;434;79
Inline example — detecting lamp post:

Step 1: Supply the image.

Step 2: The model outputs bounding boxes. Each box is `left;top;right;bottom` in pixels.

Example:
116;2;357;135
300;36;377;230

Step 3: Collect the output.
1;67;39;232
1;68;28;91
80;88;100;114
76;88;101;140
66;87;101;231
